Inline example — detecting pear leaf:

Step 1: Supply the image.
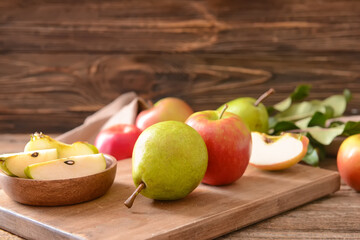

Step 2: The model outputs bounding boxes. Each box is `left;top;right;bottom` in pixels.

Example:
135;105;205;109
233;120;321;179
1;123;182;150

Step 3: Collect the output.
306;125;345;145
272;121;299;135
344;89;352;103
342;121;360;136
321;94;347;117
302;143;319;166
273;84;311;112
274;101;325;122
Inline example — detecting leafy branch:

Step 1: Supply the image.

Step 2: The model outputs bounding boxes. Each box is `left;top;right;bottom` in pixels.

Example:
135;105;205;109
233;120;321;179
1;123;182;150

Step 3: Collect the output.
268;85;358;166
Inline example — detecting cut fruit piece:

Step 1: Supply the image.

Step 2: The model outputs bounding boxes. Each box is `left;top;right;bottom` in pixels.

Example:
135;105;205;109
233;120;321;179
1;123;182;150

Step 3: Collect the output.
249;132;309;171
1;149;58;178
0;160;15;176
24;132;98;158
24;154;106;180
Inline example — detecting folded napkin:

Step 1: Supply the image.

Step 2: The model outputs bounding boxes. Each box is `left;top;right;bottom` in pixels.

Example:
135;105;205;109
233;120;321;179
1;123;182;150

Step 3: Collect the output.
56;92;141;144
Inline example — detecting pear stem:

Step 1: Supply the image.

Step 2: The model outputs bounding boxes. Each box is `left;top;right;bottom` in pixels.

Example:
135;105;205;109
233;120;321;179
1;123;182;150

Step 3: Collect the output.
219;104;228;119
124;182;146;208
254;88;275;107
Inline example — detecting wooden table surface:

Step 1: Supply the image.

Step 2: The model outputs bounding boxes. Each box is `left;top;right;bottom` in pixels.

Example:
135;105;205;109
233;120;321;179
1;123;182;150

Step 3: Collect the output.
0;134;359;239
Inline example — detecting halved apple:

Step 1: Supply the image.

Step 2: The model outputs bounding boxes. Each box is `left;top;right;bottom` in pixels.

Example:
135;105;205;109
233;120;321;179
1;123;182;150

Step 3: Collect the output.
0;149;58;178
24;153;106;180
249;132;309;170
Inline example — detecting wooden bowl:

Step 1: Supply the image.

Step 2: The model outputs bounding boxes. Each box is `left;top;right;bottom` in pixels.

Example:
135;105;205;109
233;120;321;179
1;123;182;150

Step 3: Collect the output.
0;154;117;206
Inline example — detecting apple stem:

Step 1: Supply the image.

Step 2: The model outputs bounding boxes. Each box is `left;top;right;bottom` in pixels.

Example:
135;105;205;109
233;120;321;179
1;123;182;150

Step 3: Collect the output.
254;88;275;107
219;104;228;119
124;182;146;208
138;98;154;110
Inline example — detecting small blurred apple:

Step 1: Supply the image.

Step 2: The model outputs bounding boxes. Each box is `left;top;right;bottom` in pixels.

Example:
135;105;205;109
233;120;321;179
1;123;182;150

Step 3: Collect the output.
337;134;360;192
136;97;193;131
95;124;142;161
186;106;252;185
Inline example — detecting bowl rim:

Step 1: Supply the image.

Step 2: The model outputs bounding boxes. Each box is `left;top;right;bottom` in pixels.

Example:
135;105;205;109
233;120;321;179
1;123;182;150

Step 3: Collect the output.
0;153;117;182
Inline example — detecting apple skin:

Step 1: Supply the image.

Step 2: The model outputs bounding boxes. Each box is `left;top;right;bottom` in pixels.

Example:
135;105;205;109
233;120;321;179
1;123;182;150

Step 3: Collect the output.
337;134;360;192
95;124;142;161
136;97;193;131
217;98;268;133
186;110;252;185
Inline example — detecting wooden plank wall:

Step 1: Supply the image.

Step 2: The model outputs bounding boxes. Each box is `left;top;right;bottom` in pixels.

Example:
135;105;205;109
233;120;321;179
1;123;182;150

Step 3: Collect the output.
1;0;360;133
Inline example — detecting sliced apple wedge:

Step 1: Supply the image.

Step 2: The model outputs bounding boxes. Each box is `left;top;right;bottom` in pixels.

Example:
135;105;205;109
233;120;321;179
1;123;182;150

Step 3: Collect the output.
24;154;106;180
249;132;309;170
0;149;58;178
24;132;98;158
0;160;16;176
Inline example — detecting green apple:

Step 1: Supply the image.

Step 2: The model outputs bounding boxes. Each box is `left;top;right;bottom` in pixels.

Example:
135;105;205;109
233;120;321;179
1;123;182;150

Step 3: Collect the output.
24;153;106;180
135;97;194;131
24;132;98;158
217;89;274;133
124;121;208;208
0;148;58;178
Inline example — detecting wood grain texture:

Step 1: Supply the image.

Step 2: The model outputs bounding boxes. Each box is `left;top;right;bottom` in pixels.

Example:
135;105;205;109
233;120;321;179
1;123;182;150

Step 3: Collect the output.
1;0;360;133
1;0;360;53
0;134;357;240
1;53;360;133
0;154;339;240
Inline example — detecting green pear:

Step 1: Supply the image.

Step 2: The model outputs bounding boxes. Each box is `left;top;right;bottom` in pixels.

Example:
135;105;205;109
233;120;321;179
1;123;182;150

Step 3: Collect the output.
24;153;106;180
217;89;274;133
124;121;208;208
24;132;98;158
0;148;58;178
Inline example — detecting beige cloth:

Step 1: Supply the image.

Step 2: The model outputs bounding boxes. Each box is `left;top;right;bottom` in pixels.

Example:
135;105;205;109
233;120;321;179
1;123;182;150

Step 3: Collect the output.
56;92;139;144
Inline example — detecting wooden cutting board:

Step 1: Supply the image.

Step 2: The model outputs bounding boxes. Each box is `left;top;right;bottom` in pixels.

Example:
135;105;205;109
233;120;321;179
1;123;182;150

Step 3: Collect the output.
0;159;340;240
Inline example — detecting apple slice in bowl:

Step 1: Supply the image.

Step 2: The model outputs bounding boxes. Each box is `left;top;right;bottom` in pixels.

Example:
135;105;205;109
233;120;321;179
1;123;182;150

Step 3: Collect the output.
0;154;117;206
249;132;309;171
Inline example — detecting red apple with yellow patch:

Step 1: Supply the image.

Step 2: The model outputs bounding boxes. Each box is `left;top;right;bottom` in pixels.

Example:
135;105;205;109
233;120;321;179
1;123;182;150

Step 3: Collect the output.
185;106;252;185
136;97;193;131
337;134;360;192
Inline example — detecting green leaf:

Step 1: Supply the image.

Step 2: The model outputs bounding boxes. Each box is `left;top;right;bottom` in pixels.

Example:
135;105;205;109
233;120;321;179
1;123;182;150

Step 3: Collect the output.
291;84;312;101
308;111;330;127
342;121;360;136
302;143;319;166
344;89;352;103
272;121;299;135
273;84;311;112
321;94;347;117
274;101;325;122
306;125;345;145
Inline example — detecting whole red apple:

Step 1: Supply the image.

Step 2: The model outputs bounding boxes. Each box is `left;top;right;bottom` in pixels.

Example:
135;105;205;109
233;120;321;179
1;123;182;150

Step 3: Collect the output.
186;107;252;185
136;97;193;131
95;124;142;161
337;134;360;191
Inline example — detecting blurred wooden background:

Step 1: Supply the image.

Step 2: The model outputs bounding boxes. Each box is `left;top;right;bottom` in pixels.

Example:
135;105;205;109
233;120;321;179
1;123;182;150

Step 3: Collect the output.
1;0;360;133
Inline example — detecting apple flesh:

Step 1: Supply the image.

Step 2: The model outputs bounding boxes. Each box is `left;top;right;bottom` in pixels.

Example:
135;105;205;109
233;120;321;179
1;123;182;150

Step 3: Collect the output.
186;109;252;185
0;148;58;178
24;132;98;158
135;97;193;131
249;132;309;171
337;134;360;191
25;153;106;180
95;124;142;161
